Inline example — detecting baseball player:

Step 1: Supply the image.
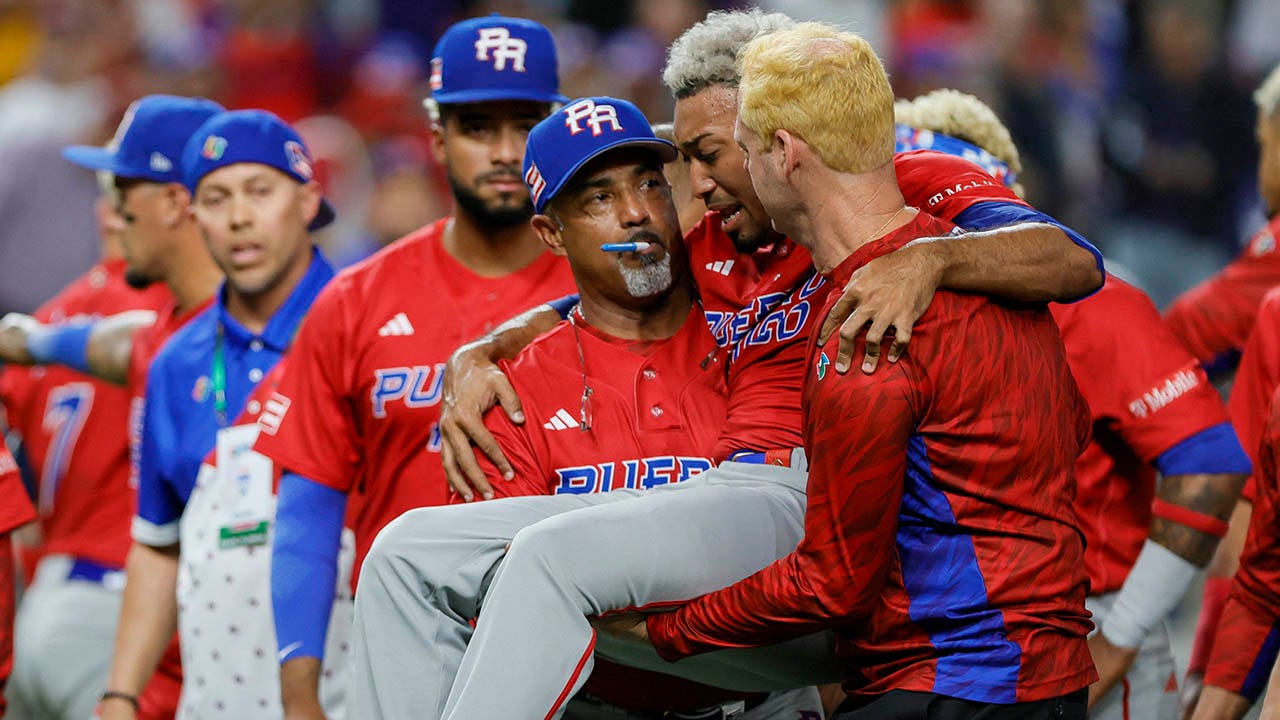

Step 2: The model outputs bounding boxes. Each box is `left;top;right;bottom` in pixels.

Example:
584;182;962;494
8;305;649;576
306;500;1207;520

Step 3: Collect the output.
651;122;706;235
1182;292;1280;715
247;15;578;717
103;109;343;720
1164;62;1280;375
0;444;36;719
0;95;226;393
439;10;1103;499
1190;385;1280;720
896;88;1252;719
351;9;1108;720
0;94;228;719
597;23;1095;717
457;96;822;719
0;181;170;720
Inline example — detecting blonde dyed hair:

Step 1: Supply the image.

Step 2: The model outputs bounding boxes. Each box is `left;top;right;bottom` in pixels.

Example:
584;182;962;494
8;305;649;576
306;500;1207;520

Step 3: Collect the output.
1256;63;1280;119
737;23;894;174
894;89;1026;197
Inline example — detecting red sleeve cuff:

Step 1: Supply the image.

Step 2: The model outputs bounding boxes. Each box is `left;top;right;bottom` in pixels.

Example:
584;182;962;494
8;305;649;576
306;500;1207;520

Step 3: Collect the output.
646;612;688;662
1205;595;1280;701
1189;576;1233;675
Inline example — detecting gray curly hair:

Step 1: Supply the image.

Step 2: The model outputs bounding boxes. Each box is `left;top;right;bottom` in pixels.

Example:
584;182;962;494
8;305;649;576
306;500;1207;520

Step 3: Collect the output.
662;9;796;99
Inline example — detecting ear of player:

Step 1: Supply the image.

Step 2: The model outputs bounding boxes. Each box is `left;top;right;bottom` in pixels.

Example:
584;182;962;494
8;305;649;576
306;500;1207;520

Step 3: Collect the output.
522;97;678;213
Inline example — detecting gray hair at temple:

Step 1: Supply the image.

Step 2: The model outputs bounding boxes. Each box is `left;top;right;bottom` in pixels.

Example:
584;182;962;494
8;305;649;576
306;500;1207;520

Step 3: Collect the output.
661;9;796;99
1256;63;1280;119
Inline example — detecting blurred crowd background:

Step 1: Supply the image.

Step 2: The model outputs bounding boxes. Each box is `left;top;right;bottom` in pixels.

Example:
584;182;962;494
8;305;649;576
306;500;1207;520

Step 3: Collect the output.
0;0;1276;316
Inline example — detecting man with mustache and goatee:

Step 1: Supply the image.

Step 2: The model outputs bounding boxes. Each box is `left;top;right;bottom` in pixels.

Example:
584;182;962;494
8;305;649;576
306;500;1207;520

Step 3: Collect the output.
248;15;578;719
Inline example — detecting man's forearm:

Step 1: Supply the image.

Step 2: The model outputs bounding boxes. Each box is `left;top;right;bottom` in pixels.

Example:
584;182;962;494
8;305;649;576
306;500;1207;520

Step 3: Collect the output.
106;542;179;697
922;223;1102;303
1152;473;1247;566
85;311;153;385
0;311;152;386
1193;685;1253;720
281;658;325;714
456;302;564;363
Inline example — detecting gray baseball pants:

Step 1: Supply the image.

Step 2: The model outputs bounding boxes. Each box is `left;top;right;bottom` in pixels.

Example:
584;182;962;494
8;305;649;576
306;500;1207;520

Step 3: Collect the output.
349;462;842;720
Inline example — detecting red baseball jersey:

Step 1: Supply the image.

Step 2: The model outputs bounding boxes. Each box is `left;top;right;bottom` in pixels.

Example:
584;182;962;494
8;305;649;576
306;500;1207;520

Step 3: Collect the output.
685;149;1030;459
0;259;170;566
465;305;725;499
253;218;576;584
649;211;1097;705
1165;215;1280;367
1050;275;1232;594
0;444;34;535
466;305;741;713
0;442;30;719
1226;287;1280;504
1204;383;1280;701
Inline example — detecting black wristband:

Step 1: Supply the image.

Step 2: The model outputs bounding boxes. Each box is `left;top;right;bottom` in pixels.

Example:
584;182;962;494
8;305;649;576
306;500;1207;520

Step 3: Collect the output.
100;691;140;710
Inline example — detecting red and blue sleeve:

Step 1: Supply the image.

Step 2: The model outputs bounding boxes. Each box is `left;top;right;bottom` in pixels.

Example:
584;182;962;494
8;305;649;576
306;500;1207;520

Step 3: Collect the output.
271;472;347;662
253;286;360;493
951;201;1104;299
1058;279;1246;474
647;356;916;659
1204;420;1280;701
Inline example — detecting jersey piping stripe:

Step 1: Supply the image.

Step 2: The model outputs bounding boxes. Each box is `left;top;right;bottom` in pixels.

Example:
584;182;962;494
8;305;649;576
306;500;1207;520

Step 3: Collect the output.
545;630;596;720
897;434;1023;703
1242;623;1280;700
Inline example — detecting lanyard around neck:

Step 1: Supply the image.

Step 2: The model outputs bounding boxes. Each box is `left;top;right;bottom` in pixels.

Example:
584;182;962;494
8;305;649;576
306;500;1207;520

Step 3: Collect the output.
211;321;229;428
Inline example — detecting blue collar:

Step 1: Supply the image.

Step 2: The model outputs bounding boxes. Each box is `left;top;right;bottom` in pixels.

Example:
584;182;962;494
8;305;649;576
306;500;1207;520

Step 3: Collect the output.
214;247;334;352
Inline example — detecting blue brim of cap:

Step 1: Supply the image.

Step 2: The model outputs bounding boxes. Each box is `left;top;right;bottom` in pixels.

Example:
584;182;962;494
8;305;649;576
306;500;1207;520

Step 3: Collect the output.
429;87;569;107
62;145;162;181
309;199;337;232
539;138;678;212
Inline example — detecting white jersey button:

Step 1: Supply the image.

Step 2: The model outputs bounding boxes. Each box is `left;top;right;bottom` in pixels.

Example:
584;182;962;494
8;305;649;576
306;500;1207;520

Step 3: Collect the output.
642;369;656;380
650;405;664;417
249;367;264;383
249;339;264;352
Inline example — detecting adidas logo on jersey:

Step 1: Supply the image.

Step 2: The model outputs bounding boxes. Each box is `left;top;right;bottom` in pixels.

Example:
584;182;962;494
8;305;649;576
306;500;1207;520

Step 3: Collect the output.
378;312;415;337
705;260;735;276
543;408;580;431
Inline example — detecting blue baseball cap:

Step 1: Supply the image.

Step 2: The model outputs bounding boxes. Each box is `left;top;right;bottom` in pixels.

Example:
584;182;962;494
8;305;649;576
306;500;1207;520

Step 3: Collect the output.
182;109;335;232
63;95;225;184
522;96;677;213
429;14;567;106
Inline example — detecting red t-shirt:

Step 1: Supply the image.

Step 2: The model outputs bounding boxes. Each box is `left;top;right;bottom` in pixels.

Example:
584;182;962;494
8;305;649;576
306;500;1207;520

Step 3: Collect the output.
253;218;577;585
466;306;724;498
1165;215;1280;367
650;212;1096;705
1226;287;1280;504
0;260;169;566
1205;383;1280;700
1050;275;1232;594
468;305;743;712
686;149;1030;459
